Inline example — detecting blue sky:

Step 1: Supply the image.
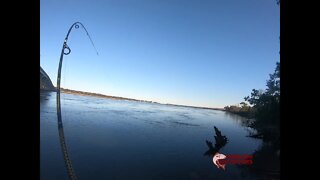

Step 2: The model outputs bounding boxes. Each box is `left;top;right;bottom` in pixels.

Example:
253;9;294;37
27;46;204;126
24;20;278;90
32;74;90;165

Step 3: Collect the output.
40;0;279;108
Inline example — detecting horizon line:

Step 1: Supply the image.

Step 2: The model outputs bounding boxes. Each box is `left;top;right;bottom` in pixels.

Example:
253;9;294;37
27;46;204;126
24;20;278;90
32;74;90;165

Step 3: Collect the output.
54;87;225;111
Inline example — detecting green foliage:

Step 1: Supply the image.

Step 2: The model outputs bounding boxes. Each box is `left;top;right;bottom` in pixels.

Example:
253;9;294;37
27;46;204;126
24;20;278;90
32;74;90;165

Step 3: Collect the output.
224;102;254;118
245;62;280;127
224;62;280;131
266;62;280;97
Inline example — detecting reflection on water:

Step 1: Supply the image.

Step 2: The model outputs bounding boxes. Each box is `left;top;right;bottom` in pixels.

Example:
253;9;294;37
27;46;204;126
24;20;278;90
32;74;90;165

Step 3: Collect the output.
237;140;280;179
40;91;278;180
56;89;77;180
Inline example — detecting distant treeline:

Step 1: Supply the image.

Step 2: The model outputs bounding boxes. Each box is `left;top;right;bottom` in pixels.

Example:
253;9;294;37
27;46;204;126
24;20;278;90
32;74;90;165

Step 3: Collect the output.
166;103;224;111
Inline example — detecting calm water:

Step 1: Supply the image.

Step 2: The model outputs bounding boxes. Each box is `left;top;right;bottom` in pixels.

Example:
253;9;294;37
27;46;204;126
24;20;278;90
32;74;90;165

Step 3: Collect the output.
40;91;264;180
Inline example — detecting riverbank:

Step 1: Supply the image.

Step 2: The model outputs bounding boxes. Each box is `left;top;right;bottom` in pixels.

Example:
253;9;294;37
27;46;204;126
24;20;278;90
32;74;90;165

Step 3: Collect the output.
224;109;279;141
59;88;225;111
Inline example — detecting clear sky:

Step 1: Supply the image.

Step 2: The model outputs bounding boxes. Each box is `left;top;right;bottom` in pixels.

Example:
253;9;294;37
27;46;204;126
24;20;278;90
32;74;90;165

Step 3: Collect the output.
40;0;279;108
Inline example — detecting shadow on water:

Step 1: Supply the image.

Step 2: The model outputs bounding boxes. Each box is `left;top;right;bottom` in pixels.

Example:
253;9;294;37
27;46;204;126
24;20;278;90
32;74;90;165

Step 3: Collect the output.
204;126;228;156
203;126;228;170
56;90;77;180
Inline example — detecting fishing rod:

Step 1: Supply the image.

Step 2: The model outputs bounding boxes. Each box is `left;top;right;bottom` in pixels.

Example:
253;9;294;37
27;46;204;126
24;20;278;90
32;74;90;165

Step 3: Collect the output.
57;22;98;95
56;22;99;180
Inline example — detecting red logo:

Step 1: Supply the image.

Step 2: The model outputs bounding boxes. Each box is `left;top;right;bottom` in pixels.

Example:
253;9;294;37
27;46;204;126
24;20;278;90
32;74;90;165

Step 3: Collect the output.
212;153;253;170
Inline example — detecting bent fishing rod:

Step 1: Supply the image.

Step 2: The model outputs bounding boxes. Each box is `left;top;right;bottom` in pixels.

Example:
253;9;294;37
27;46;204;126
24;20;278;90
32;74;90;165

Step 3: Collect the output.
56;22;98;180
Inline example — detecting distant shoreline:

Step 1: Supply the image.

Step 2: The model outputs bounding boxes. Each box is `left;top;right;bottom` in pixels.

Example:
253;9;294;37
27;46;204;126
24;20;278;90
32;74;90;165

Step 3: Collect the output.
53;88;225;111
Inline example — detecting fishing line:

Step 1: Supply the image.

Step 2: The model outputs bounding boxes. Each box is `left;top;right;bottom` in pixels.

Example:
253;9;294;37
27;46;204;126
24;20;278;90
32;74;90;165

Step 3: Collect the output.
78;23;99;56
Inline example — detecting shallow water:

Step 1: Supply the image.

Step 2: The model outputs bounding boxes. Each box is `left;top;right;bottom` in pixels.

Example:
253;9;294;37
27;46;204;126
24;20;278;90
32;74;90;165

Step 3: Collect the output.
40;91;264;180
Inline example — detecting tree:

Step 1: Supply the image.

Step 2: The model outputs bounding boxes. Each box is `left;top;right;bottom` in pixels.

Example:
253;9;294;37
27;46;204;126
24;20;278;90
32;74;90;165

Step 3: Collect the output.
240;102;248;107
244;62;280;126
266;62;280;97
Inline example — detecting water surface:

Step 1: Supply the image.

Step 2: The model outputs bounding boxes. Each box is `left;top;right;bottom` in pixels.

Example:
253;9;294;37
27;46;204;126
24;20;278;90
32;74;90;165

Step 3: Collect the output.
40;91;263;180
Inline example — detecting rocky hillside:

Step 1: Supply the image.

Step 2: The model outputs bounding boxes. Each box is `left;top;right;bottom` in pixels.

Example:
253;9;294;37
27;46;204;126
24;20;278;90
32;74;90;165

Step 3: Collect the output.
40;66;55;91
